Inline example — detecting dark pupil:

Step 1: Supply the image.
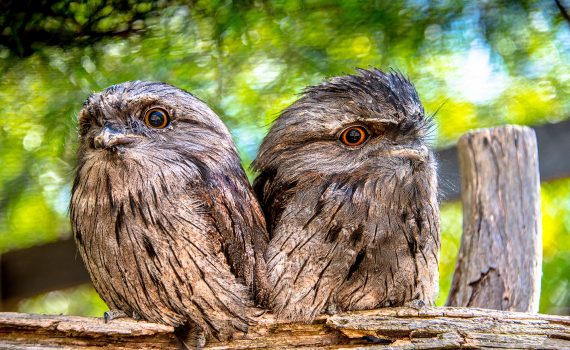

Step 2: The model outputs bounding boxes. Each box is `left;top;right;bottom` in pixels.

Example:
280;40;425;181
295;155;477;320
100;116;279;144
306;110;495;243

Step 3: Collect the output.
346;129;362;143
148;111;165;127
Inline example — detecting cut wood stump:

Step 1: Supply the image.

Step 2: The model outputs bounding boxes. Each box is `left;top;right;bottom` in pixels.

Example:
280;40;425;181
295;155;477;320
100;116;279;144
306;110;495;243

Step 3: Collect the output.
1;307;569;349
447;125;542;313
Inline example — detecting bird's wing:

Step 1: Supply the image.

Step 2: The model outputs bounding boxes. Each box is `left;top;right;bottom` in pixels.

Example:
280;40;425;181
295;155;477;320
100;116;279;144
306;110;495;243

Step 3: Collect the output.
261;174;369;321
203;168;269;302
139;183;260;340
262;170;440;321
253;168;297;238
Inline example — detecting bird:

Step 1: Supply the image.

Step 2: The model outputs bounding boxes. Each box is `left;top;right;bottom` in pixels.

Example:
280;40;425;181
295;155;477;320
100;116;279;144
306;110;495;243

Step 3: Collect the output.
252;68;440;322
70;81;269;346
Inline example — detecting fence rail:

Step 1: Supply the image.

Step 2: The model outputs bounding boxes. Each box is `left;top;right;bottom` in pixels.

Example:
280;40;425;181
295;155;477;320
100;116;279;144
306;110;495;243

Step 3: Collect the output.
437;118;570;200
2;307;569;349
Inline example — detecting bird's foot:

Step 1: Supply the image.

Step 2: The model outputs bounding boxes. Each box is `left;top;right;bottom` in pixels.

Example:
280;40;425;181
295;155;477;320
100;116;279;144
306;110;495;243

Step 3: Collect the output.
325;303;340;315
252;307;267;318
103;310;142;323
403;299;427;310
104;310;128;323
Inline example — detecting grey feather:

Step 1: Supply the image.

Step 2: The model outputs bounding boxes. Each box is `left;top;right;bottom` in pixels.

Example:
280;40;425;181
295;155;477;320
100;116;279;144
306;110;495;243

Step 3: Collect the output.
71;81;269;343
253;68;440;321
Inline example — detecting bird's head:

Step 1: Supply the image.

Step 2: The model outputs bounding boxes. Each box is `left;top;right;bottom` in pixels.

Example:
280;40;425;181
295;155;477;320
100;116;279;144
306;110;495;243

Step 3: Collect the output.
77;81;237;178
253;68;434;184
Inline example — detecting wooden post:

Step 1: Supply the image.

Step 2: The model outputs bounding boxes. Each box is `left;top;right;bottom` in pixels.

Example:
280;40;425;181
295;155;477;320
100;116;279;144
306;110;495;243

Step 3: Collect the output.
0;307;569;349
447;125;542;312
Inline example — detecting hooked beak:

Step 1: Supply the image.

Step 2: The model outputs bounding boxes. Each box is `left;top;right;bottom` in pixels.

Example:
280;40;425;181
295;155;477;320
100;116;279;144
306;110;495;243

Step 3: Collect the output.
93;124;138;149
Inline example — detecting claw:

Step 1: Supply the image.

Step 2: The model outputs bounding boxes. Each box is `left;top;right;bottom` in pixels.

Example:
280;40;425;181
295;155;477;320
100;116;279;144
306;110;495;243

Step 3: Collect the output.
103;310;128;323
252;307;267;318
325;303;339;315
132;310;142;321
404;299;427;310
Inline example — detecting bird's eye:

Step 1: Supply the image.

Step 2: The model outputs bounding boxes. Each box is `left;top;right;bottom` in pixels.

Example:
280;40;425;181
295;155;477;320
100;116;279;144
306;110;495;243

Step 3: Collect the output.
144;108;170;129
340;126;368;146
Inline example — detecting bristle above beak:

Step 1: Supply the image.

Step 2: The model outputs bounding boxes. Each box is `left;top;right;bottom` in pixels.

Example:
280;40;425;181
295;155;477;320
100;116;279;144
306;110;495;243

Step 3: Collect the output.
379;145;429;163
93;124;138;149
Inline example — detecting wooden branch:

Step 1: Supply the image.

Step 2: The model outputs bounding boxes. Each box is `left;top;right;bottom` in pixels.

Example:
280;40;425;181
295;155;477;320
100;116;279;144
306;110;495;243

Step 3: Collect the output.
1;307;569;349
556;0;570;26
447;126;542;312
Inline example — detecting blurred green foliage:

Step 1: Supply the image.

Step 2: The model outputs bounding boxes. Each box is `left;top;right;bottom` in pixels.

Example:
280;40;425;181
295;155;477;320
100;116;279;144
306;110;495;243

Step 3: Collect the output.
1;0;569;316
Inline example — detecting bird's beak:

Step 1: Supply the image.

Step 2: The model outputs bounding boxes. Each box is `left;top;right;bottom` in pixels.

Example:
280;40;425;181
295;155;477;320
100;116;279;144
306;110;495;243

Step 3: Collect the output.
93;124;137;149
383;145;429;162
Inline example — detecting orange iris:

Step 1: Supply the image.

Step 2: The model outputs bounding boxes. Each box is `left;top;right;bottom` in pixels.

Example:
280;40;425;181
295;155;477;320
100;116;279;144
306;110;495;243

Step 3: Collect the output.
144;108;170;129
340;126;368;146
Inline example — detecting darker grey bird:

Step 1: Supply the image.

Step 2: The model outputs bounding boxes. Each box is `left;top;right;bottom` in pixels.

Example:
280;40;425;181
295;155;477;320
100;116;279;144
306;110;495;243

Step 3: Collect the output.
253;68;440;321
70;81;269;346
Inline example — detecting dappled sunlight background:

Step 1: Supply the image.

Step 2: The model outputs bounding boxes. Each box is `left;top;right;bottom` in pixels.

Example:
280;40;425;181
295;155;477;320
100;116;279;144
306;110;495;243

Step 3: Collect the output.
1;0;569;316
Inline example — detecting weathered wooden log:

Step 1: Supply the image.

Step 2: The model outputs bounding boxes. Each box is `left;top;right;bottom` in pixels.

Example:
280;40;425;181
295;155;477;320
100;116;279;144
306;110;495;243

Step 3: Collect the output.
0;307;569;349
447;125;542;312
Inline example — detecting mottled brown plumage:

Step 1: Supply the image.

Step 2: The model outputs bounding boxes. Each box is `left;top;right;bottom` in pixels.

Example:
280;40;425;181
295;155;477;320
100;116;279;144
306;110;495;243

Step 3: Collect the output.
253;68;440;321
70;81;268;344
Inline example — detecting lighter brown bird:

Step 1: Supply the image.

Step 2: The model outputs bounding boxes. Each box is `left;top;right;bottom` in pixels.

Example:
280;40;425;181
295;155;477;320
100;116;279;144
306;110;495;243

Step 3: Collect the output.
253;68;440;322
70;81;268;345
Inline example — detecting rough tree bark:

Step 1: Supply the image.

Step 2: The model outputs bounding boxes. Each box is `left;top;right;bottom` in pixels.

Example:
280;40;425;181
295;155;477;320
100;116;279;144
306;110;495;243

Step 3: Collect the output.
1;307;569;349
447;125;542;312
